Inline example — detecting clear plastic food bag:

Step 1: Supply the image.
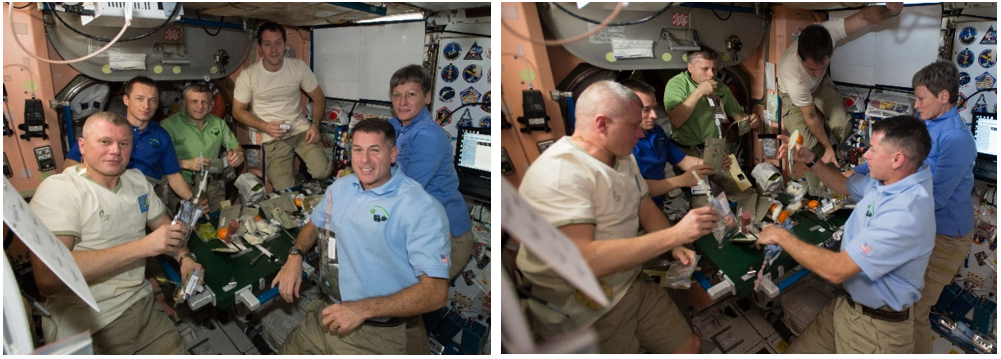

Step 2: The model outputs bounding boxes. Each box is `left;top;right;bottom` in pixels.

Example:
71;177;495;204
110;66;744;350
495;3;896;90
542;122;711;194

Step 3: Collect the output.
664;254;702;289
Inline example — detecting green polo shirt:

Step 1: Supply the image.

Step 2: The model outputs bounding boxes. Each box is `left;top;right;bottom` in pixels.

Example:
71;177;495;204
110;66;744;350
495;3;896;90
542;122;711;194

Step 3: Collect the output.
663;71;745;147
161;111;240;183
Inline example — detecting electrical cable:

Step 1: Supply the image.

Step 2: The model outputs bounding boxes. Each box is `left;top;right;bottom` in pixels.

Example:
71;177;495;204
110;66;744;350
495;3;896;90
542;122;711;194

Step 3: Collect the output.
712;4;734;21
437;102;491;125
551;2;672;26
501;2;622;46
957;88;997;109
47;2;180;43
11;2;32;9
8;2;131;64
197;10;222;36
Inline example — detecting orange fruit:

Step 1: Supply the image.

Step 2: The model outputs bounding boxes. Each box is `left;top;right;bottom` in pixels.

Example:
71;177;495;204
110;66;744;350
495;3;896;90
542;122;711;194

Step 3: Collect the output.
255;215;262;221
795;134;804;144
808;200;819;210
769;204;778;214
295;197;303;208
217;227;228;240
777;210;790;223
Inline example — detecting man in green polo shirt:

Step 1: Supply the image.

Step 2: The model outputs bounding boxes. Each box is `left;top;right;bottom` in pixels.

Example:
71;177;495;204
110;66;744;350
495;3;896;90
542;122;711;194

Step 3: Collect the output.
664;48;760;208
162;83;244;212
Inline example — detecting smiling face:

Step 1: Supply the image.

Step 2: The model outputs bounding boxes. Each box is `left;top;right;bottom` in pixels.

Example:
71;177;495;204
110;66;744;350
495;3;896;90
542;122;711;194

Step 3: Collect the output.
635;91;659;131
391;81;431;125
351;130;398;190
183;90;212;122
123;82;158;125
259;29;286;70
80;118;132;183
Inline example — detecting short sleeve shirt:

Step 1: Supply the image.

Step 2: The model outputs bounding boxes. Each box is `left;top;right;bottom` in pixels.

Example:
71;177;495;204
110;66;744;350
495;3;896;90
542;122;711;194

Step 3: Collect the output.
161;112;241;183
233;58;320;142
516;137;649;334
777;18;848;107
663;71;745;146
841;164;936;311
29;167;165;341
309;165;451;302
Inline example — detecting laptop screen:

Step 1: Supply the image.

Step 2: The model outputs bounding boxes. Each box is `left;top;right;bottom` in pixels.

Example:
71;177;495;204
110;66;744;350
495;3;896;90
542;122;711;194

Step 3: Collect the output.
455;126;491;174
971;112;998;157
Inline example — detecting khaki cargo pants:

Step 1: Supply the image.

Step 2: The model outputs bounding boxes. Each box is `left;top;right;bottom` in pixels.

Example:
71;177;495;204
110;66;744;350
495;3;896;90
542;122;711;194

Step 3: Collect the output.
912;231;974;354
282;299;406;355
786;294;914;354
779;75;851;161
264;131;333;191
85;293;185;355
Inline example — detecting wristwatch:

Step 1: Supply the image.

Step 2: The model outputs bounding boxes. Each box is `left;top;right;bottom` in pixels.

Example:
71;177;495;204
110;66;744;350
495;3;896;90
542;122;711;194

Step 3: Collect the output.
288;246;304;257
806;158;818;168
179;252;197;266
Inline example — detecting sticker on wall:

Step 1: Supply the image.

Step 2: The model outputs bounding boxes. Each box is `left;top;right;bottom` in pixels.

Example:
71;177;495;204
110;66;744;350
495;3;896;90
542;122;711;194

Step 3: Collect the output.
958;93;968;112
488;68;491;84
486;46;491;59
435;106;452;126
460;86;481;105
959;26;978;45
978;49;995;68
458;108;474;127
481;91;491;112
959;72;971;87
441;63;459;83
957;48;974;68
464;42;483;60
443;42;462;60
439;87;456;102
976;72;996;91
463;64;482;83
672;13;689;27
479;116;491;129
982;26;997;45
972;94;989;113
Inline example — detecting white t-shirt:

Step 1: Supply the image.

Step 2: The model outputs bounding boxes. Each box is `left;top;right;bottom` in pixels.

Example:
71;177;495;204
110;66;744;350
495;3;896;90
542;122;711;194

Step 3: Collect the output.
233;58;320;142
516;137;650;336
29;166;166;342
777;18;847;107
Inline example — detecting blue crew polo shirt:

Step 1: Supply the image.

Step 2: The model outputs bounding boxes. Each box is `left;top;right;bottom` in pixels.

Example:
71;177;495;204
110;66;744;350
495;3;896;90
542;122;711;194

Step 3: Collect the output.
66;120;181;183
632;125;687;207
852;108;976;236
310;165;451;302
842;164;936;311
391;108;473;237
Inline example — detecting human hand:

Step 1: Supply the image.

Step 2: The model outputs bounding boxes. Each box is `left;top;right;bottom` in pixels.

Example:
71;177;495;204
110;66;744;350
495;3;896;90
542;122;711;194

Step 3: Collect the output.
671;246;696;266
263;121;287;139
303;124;321;144
226;149;244;168
820;148;837;165
321;302;367;335
755;224;787;249
776;135;816;164
885;2;903;16
678;164;715;188
747;113;761;130
181;158;211;171
144;223;186;257
722;154;732;172
179;255;205;287
696;80;718;98
270;256;303;303
672;207;719;244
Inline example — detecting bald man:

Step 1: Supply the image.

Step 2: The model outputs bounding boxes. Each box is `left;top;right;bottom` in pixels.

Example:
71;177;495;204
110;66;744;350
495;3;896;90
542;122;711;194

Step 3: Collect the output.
516;80;719;354
30;112;203;354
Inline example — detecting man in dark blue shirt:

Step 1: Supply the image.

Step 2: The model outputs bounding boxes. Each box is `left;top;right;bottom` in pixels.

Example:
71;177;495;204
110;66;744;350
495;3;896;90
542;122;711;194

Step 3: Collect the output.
622;79;715;209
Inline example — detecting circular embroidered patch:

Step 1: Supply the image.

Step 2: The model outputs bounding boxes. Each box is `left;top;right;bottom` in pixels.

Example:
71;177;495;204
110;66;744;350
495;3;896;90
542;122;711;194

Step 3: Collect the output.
443;42;462;60
959;26;978;45
463;64;482;83
441;63;459;83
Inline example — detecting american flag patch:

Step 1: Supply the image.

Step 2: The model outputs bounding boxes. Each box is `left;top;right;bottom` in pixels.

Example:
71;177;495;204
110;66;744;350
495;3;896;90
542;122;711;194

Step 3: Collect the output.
440;254;449;264
860;243;872;255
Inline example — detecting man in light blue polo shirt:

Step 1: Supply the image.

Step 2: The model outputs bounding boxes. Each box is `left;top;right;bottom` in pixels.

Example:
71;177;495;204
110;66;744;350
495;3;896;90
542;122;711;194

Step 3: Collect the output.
271;118;450;355
846;62;976;353
757;115;935;353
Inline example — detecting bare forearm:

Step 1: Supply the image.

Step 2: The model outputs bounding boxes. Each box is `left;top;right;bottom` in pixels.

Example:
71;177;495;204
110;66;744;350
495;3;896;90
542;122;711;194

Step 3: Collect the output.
294;222;319;253
773;230;855;284
579;230;682;278
668;95;702;129
166;173;194;200
32;239;147;295
350;275;447;318
646;179;681;199
232;107;269;132
808;161;849;195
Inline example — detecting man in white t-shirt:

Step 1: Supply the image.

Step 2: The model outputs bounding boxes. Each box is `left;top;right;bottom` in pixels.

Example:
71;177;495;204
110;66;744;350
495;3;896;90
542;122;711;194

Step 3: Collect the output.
30;112;204;354
233;22;332;191
777;3;902;166
516;80;719;353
